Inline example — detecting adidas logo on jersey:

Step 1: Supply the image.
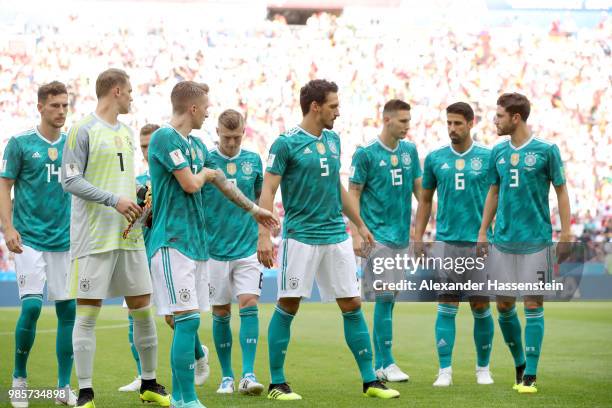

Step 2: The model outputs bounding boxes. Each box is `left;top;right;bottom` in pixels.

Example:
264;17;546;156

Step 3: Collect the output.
32;152;41;159
304;147;312;154
437;339;447;348
379;160;387;166
498;158;506;164
441;163;450;169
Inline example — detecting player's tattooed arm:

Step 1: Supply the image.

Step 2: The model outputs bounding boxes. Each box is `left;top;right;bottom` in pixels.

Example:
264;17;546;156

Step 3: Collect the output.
208;168;255;212
208;168;279;231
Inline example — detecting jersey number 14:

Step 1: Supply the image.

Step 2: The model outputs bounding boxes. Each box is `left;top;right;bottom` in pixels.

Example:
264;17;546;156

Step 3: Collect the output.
46;163;61;183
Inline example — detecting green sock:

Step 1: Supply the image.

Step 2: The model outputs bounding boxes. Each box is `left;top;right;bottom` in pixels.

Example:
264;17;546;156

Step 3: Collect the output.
373;330;382;370
239;306;259;376
435;304;458;369
524;307;544;376
194;333;204;361
472;306;494;368
127;315;142;376
213;314;234;379
342;308;376;383
13;295;43;379
172;313;199;404
170;323;181;403
268;305;294;384
498;306;526;367
55;300;75;387
373;296;395;369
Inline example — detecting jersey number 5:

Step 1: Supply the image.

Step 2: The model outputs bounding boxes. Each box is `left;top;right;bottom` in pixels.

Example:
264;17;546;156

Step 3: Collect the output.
320;158;329;177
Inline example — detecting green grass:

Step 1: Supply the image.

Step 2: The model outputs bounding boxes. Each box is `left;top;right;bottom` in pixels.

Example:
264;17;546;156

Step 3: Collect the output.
1;302;611;407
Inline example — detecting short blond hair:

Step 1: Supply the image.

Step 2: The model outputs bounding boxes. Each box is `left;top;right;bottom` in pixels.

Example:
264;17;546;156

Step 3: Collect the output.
218;109;244;131
96;68;129;98
171;81;207;114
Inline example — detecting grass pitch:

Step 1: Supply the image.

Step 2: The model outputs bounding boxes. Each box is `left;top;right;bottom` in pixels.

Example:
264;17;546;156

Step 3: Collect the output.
1;302;611;407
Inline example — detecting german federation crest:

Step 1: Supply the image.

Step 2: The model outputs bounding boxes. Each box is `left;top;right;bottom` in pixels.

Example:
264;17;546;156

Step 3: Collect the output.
196;148;203;161
401;152;411;166
511;153;520;166
327;140;337;154
48;147;58;161
390;155;399;167
455;159;465;171
227;162;237;175
241;161;253;175
525;152;537;166
316;142;326;155
470;157;483;171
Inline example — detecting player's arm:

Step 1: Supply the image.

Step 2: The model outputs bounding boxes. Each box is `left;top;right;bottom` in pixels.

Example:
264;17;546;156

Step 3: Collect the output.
0;178;22;253
208;168;278;230
412;177;423;202
257;172;282;268
551;145;572;260
341;182;374;248
173;166;210;194
413;188;435;256
0;137;23;253
62;126;141;222
348;182;367;257
477;185;499;251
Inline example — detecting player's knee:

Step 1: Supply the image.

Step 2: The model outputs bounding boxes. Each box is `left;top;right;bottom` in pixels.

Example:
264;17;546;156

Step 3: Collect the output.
164;315;174;329
212;305;231;317
125;294;151;309
495;296;515;312
278;297;300;315
55;299;76;322
337;296;361;313
523;296;543;309
469;297;490;311
238;295;259;309
21;297;43;322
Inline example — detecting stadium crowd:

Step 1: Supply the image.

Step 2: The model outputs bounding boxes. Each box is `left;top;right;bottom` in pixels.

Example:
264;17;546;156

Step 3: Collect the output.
0;11;610;274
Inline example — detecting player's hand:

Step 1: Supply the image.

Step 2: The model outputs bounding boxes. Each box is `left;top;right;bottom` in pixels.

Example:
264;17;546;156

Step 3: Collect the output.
257;234;275;268
252;207;280;232
357;224;374;257
556;232;573;263
115;196;143;223
4;226;23;254
352;233;365;257
476;232;489;258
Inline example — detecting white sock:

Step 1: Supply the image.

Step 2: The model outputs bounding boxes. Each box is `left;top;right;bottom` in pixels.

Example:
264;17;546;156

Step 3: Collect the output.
73;305;100;389
130;305;158;380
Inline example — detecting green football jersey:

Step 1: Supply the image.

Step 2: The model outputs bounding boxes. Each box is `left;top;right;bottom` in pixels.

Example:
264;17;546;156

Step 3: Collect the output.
422;143;491;243
0;128;70;252
204;148;263;261
148;126;211;261
488;137;565;254
349;138;422;247
266;126;347;245
135;170;152;259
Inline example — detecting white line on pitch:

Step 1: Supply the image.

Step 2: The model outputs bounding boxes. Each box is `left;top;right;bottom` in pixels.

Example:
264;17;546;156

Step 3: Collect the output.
0;323;128;336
